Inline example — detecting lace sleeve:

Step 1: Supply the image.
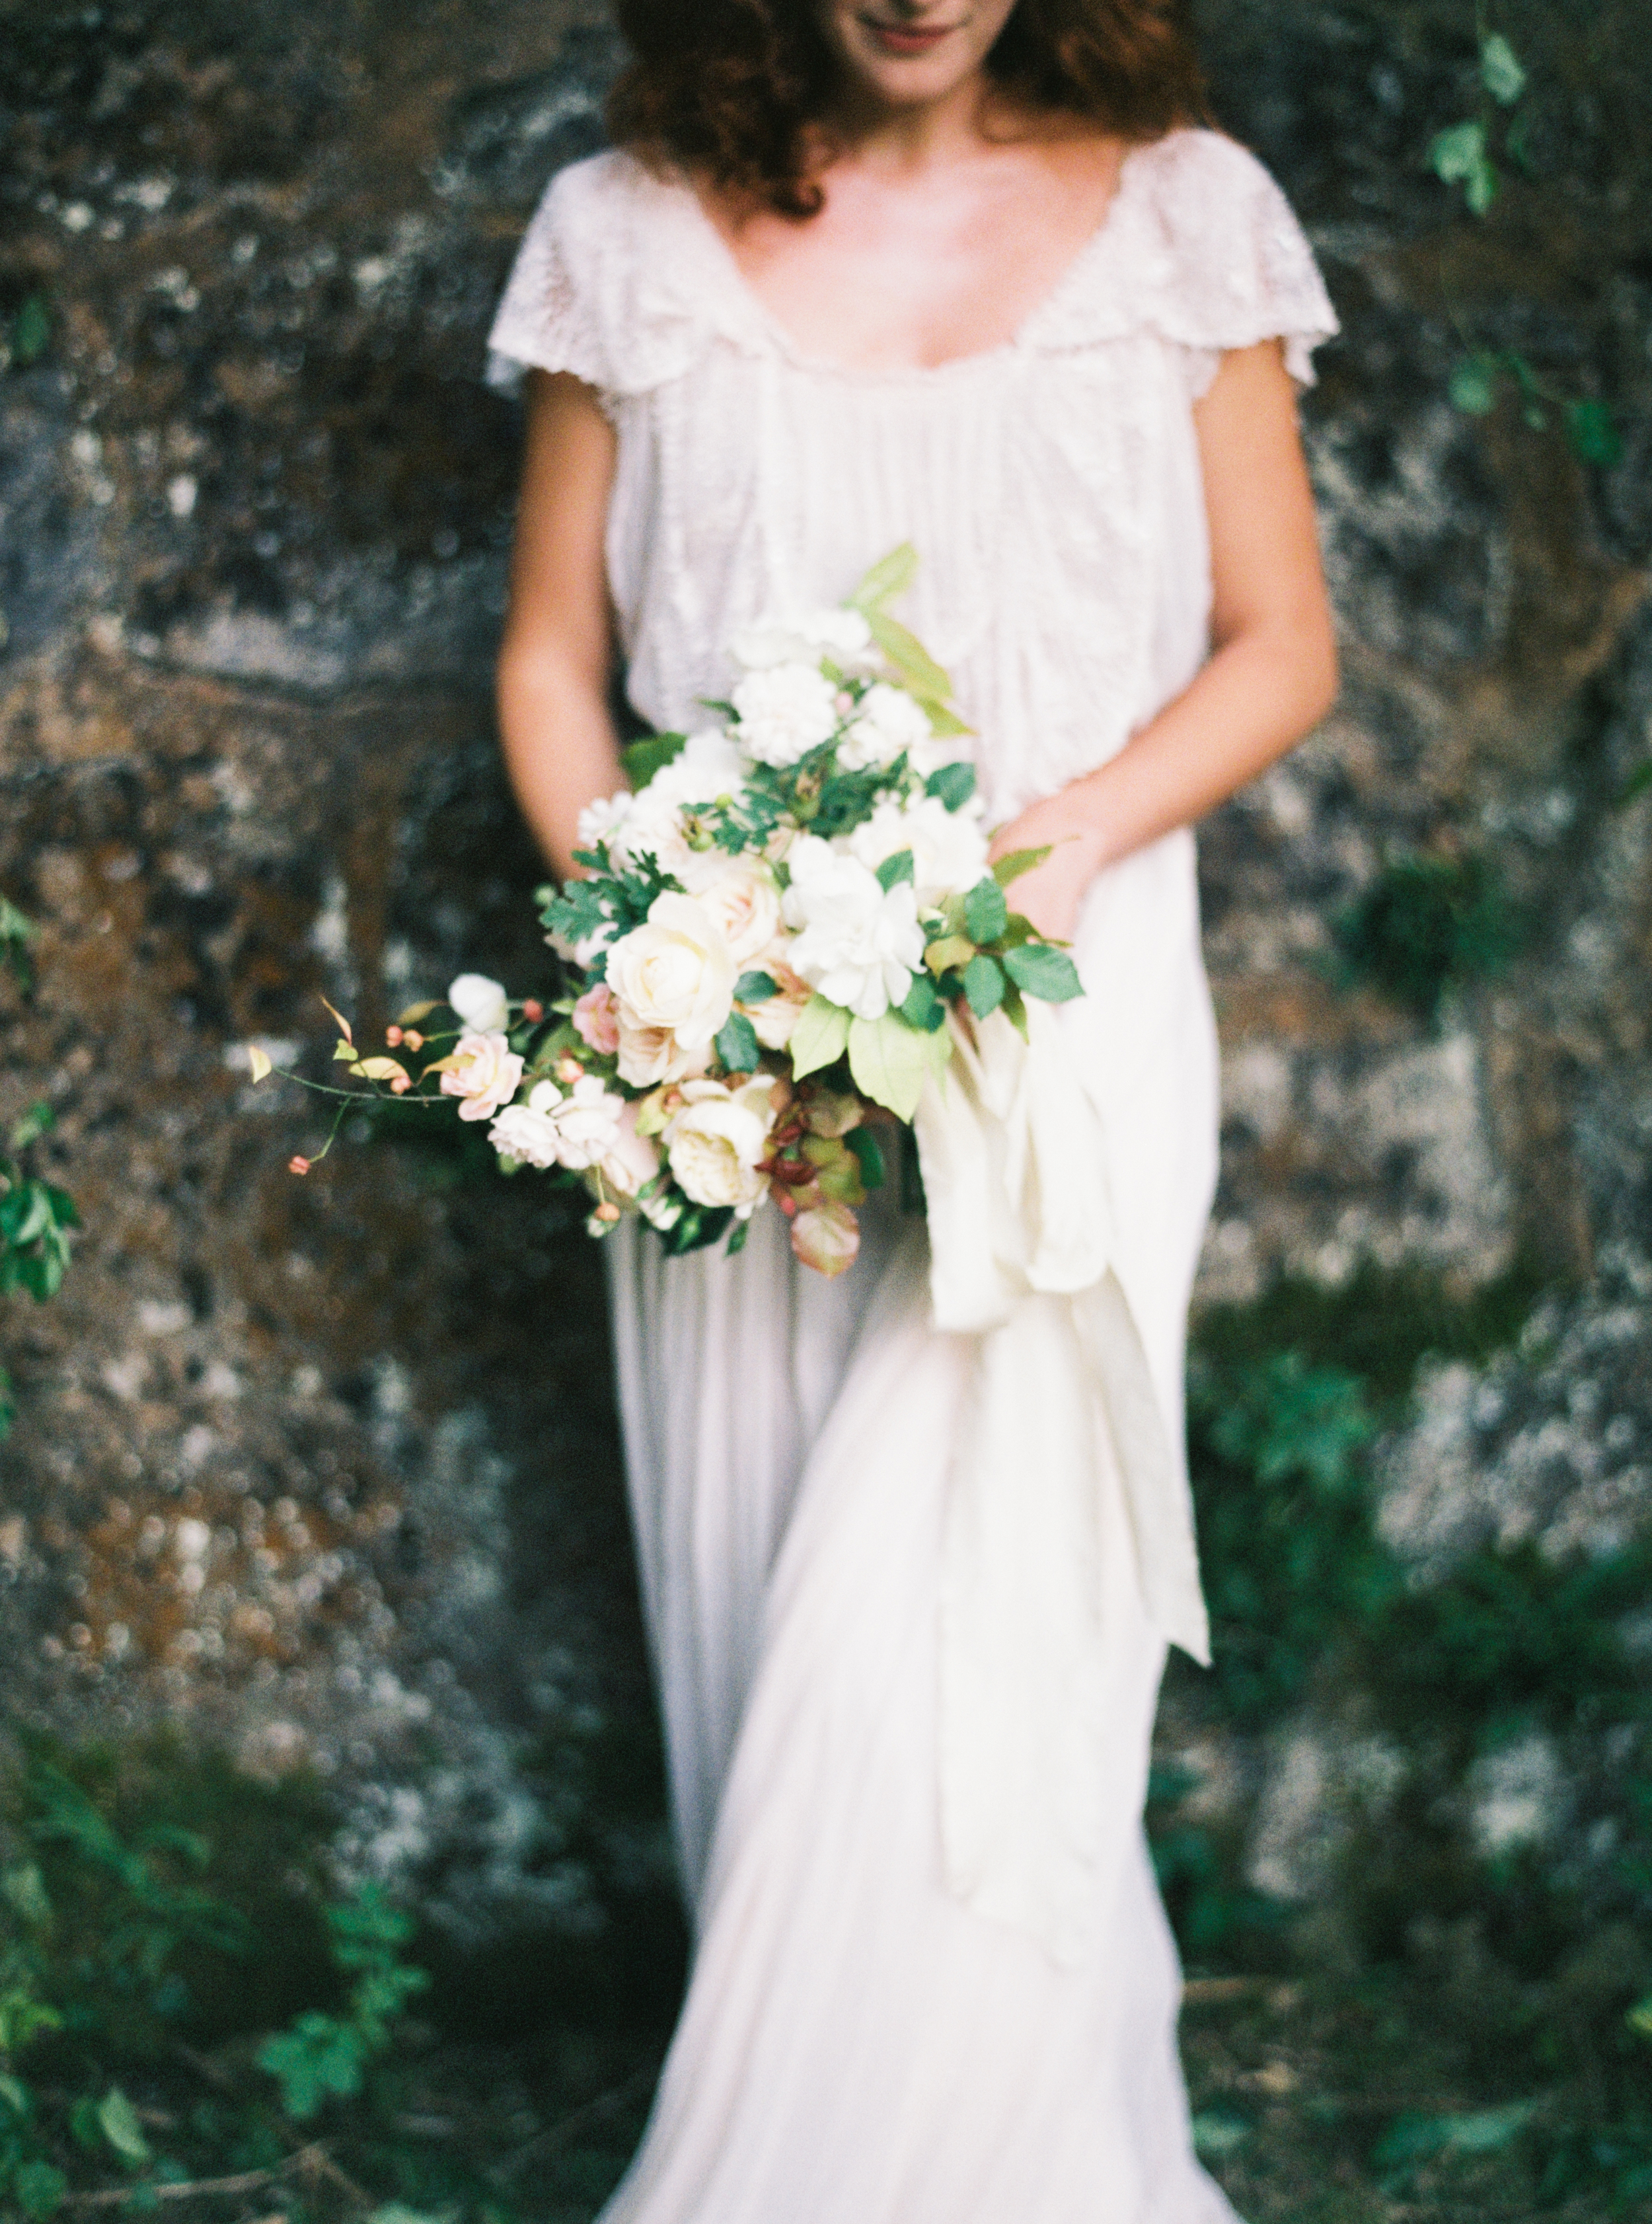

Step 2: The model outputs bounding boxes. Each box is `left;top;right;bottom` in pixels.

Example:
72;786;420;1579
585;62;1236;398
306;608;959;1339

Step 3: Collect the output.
485;161;615;399
1142;132;1339;390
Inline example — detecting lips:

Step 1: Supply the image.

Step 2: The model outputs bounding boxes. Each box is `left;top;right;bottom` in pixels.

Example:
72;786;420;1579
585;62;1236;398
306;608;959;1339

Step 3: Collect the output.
859;15;960;56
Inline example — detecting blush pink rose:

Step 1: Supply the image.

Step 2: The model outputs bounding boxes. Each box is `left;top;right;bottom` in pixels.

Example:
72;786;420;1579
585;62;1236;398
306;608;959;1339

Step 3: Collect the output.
572;982;620;1055
439;1028;524;1122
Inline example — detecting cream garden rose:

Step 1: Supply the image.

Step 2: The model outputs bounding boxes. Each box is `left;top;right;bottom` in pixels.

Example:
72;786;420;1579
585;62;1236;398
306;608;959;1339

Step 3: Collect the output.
663;1076;778;1212
695;858;783;966
606;892;737;1052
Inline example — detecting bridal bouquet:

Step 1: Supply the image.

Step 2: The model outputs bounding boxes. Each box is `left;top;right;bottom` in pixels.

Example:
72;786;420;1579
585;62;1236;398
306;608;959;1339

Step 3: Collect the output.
278;550;1081;1276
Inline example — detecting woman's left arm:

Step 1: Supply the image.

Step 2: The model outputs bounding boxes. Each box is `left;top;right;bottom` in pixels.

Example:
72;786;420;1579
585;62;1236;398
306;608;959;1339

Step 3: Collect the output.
989;340;1338;939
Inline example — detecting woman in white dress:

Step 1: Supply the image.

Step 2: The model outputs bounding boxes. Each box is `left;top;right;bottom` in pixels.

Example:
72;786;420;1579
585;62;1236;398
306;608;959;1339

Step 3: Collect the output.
489;2;1338;2217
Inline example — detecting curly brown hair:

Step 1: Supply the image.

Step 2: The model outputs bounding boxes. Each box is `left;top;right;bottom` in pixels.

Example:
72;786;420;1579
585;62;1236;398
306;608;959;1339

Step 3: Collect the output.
608;1;1209;218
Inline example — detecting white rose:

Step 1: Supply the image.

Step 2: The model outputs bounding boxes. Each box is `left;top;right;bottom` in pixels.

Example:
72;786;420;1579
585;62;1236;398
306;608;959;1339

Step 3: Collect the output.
610;731;745;878
731;662;841;768
780;834;926;1020
694;858;783;965
606;892;737;1050
616;1015;704;1089
447;973;510;1034
847;791;991;909
664;1076;777;1211
835;681;937;771
575;792;632;854
439;1029;523;1122
488;1101;562;1169
732;606;876;677
527;1073;626;1171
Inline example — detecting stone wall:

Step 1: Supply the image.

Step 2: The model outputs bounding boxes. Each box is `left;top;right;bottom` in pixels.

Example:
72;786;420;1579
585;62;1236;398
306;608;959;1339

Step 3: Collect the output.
1;0;1648;1951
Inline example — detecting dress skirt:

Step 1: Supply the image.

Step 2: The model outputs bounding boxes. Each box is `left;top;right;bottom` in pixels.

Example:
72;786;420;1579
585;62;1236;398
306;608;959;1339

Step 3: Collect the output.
596;833;1238;2224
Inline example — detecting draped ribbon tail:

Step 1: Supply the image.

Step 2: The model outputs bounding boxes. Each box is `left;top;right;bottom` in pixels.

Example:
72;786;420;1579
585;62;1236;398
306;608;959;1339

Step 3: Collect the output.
913;1003;1211;1960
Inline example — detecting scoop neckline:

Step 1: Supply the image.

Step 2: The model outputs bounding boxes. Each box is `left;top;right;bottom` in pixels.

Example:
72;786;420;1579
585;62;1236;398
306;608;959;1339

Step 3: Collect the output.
671;141;1149;384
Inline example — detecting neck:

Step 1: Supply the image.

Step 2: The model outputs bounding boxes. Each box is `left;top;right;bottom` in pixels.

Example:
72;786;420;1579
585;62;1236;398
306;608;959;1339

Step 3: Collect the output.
825;68;998;172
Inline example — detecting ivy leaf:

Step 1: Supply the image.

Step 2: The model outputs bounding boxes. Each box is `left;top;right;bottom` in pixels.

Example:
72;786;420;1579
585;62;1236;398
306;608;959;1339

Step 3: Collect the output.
9;1100;53;1150
848;541;919;614
1480;32;1526;106
1565;398;1623;468
622;730;689;787
1001;942;1084;1003
924;761;977;811
962;952;1006;1019
788;995;852;1079
714;1010;761;1073
963;876;1008;944
1448;357;1499;416
96;2087;152;2166
874;848;915;893
1430;120;1498;215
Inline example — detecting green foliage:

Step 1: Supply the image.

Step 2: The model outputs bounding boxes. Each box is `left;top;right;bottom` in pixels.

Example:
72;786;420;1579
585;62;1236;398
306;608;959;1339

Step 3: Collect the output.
0;1744;447;2215
1168;1254;1652;2209
1329;849;1524;1021
257;1885;430;2120
0;293;49;375
1188;1350;1392;1723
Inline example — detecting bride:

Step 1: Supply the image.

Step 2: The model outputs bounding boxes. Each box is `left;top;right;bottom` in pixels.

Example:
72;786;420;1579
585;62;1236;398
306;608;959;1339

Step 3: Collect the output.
488;1;1337;2217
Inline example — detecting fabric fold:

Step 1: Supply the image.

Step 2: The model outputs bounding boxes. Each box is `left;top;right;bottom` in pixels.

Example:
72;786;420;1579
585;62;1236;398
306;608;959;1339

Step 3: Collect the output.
914;1005;1210;1959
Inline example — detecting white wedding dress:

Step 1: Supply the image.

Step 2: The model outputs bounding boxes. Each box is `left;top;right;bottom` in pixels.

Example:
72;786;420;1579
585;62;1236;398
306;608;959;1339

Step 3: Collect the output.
489;128;1335;2224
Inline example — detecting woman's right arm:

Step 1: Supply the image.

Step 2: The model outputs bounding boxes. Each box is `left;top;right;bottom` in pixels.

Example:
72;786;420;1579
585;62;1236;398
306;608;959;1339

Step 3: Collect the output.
496;369;623;880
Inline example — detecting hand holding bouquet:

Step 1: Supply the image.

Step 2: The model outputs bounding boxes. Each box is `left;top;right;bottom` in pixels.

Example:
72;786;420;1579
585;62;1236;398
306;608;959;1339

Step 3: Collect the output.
276;550;1082;1278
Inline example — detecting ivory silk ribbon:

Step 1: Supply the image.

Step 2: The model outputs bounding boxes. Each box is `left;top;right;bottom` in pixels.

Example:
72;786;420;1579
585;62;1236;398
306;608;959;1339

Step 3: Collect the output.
912;1004;1211;1964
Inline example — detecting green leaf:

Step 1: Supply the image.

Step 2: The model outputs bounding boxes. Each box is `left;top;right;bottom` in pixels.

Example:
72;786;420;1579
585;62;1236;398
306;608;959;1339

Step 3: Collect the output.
1615;759;1652;810
12;2161;67;2219
920;699;974;738
0;2071;29;2116
8;1102;52;1151
866;609;953;701
848;541;919;614
11;294;50;367
961;952;1006;1019
1001;942;1084;1003
924;761;977;811
714;1010;761;1073
847;1011;938;1120
735;970;778;1003
991;845;1051;889
787;995;852;1080
1565;398;1622;468
1480;32;1526;105
621;730;688;788
963;877;1008;944
1448;357;1499;416
845;1126;886;1190
874;848;915;893
1430;120;1497;215
899;971;945;1032
97;2087;152;2166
